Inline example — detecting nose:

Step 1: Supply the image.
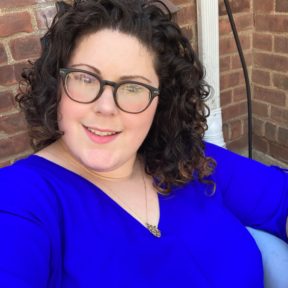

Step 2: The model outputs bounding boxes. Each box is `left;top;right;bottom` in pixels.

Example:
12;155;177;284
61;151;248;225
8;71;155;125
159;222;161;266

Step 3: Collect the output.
92;84;118;115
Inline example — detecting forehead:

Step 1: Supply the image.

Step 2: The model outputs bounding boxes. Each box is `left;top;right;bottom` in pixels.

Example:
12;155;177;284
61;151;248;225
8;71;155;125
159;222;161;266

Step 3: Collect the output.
69;29;158;81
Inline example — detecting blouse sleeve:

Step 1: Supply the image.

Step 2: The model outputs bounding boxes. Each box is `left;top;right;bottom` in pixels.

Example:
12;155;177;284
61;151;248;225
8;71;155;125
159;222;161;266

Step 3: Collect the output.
0;164;57;287
205;142;288;242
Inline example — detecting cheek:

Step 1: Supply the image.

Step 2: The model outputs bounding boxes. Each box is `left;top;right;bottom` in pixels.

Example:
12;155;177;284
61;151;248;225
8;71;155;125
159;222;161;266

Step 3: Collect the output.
57;96;82;130
125;100;158;137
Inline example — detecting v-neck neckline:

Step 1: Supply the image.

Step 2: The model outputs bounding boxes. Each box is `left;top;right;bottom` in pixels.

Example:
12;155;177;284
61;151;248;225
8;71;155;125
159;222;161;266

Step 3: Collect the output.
27;154;166;237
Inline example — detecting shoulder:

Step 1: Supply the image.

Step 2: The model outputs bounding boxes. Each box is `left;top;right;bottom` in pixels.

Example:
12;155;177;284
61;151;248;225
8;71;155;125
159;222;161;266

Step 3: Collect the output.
0;155;56;195
204;141;284;176
203;141;288;203
0;156;63;226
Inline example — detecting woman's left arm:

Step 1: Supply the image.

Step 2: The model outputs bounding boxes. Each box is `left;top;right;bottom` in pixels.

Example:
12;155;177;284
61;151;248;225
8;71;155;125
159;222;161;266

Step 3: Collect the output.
205;142;288;243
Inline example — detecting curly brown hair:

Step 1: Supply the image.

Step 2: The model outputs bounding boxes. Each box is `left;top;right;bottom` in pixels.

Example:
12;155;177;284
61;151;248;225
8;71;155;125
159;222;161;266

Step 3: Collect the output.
16;0;215;194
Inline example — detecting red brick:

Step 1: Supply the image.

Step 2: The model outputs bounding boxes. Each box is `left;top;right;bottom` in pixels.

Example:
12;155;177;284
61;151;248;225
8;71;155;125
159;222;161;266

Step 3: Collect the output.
0;160;11;168
254;52;288;72
278;127;288;144
270;142;288;163
254;86;286;106
222;101;247;121
230;119;243;140
0;0;36;9
252;100;269;117
220;71;244;90
227;135;248;153
234;14;254;31
0;12;33;37
10;36;41;61
0;138;15;158
271;106;288;124
255;15;288;33
0;133;31;159
0;65;17;86
265;122;277;141
232;52;252;69
253;134;268;153
171;0;190;5
253;33;273;51
254;0;274;13
253;117;265;137
0;113;27;135
175;4;196;26
220;90;233;106
0;44;7;64
220;34;251;55
14;62;30;82
233;86;247;102
220;56;231;71
0;91;15;113
276;0;288;12
222;123;229;141
219;0;251;16
219;18;232;35
242;118;248;137
252;69;270;86
36;6;57;30
273;73;288;91
12;132;31;154
274;36;288;54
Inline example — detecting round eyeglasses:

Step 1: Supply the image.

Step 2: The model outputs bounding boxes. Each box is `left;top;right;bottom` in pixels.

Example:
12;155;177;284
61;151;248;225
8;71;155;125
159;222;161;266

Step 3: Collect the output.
59;68;160;114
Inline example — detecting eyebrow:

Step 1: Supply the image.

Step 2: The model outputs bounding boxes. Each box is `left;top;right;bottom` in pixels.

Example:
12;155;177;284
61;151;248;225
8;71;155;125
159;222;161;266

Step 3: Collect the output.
70;63;152;83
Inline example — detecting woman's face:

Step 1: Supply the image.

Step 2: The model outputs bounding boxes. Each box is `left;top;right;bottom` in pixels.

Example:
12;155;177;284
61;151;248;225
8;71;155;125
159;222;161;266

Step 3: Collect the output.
58;29;159;176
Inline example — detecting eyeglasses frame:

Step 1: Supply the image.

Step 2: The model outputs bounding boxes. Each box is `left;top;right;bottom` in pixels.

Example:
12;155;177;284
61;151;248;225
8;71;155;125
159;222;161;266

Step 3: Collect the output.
59;68;160;114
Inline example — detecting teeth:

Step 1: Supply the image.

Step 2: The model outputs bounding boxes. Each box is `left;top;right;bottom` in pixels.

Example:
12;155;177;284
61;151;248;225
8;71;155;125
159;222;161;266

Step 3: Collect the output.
87;127;117;136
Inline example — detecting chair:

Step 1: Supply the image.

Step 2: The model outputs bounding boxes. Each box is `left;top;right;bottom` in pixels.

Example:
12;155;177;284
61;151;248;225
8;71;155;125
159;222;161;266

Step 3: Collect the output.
247;227;288;288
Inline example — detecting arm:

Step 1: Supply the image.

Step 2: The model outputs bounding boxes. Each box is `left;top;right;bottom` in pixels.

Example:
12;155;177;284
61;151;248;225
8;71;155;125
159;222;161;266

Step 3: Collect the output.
0;211;51;287
205;142;288;242
0;165;55;287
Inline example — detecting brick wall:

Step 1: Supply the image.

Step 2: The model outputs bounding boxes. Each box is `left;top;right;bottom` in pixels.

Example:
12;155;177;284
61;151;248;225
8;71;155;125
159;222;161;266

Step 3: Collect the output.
252;0;288;166
0;0;287;167
219;0;253;154
0;0;57;167
172;0;197;48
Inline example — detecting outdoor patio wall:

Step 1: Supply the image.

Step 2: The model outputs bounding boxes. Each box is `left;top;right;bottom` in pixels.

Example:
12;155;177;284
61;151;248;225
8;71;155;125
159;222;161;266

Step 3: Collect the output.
0;0;58;167
0;0;287;167
252;0;288;166
218;0;253;153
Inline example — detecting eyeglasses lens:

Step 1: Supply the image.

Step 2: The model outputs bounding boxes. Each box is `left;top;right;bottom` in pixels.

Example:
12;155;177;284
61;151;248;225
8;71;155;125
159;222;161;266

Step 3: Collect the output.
65;71;151;113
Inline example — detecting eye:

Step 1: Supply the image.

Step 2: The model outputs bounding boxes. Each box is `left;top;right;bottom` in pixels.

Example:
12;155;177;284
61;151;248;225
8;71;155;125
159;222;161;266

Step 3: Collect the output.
73;72;96;84
124;84;144;93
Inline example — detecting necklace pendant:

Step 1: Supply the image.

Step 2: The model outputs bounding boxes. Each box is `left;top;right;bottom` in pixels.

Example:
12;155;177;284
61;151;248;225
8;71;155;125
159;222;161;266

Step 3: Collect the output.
146;223;161;238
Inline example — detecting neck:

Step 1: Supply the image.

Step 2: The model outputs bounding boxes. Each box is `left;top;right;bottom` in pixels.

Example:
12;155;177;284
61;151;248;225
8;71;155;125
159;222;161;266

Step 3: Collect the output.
56;140;138;182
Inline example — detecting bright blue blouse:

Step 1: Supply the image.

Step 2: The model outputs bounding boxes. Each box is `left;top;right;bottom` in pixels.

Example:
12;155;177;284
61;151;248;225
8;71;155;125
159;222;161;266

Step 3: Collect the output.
0;142;287;287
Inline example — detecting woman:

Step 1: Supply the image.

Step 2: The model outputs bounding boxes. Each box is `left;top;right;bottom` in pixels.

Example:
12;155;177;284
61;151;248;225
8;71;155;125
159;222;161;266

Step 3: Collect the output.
0;0;287;287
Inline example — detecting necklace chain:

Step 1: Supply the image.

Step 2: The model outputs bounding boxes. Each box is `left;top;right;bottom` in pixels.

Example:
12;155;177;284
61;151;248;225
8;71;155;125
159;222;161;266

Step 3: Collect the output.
141;167;161;237
57;141;162;238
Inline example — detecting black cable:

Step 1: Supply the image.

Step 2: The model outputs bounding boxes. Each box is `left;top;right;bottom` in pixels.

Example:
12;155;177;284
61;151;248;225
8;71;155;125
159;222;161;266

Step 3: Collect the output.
223;0;253;159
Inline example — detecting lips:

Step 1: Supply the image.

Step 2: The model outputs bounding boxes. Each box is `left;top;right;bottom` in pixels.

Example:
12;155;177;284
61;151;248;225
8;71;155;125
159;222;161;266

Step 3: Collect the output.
83;125;121;144
86;127;119;136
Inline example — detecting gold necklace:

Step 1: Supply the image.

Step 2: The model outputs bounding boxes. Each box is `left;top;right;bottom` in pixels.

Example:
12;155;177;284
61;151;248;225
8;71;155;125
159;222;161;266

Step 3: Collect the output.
141;169;161;237
98;170;161;238
57;140;162;238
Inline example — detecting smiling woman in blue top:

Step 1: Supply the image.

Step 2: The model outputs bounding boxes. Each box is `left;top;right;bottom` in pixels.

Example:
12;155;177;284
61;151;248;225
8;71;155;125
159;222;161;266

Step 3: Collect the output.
0;0;287;287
